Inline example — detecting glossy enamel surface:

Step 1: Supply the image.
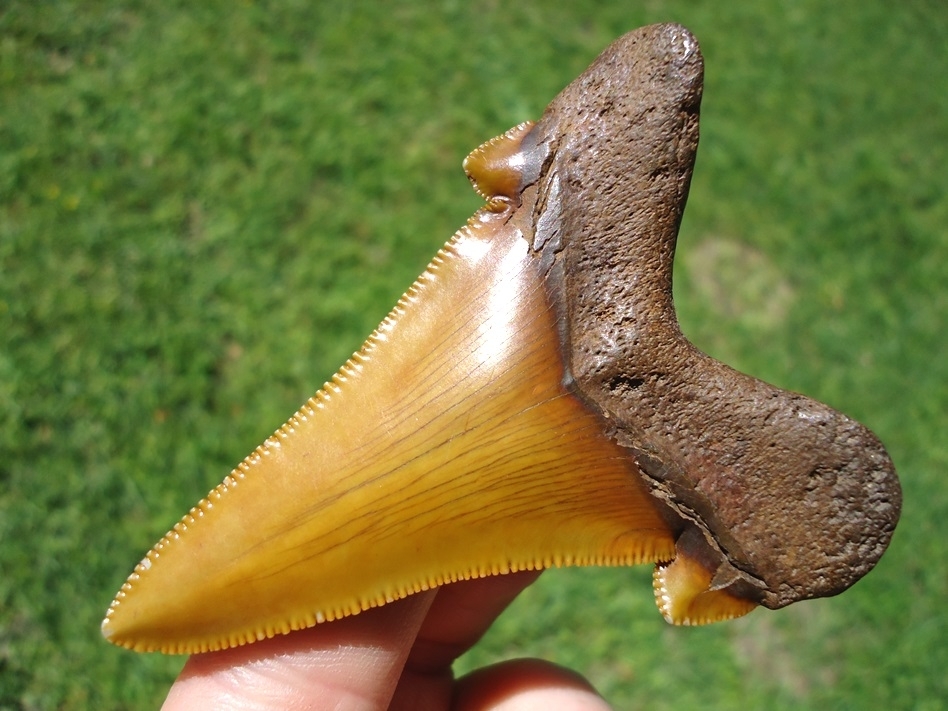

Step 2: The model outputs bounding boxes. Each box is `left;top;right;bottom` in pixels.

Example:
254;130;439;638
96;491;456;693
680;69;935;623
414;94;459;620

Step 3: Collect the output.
102;194;677;653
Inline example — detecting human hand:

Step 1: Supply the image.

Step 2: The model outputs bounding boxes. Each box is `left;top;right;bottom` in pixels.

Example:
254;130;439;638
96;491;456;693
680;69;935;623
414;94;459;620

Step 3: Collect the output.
161;570;611;710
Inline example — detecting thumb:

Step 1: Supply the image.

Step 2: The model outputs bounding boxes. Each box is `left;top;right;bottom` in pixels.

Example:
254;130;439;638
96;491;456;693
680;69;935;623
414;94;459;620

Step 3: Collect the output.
161;590;436;711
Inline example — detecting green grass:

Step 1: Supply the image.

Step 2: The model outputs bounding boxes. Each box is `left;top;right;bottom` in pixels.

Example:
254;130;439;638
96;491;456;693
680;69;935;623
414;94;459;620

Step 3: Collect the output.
1;1;945;708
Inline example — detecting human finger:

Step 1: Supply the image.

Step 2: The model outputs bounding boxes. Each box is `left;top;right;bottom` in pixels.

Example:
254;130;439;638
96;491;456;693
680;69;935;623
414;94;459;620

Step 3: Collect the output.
454;658;612;711
161;589;436;711
387;570;542;709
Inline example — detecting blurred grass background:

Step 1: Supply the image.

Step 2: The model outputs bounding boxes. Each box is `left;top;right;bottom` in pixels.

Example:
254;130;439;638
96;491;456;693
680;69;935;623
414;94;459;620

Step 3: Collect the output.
1;1;945;708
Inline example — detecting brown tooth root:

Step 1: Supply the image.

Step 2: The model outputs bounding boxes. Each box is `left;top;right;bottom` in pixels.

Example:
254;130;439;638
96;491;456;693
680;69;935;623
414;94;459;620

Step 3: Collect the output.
103;23;900;654
522;23;900;612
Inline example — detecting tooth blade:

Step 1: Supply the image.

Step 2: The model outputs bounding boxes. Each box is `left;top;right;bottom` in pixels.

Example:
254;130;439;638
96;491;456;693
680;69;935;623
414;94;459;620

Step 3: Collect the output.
102;213;675;653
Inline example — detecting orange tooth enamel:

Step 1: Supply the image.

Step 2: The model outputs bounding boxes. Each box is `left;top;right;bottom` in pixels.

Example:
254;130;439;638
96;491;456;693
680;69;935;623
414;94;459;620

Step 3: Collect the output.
653;553;758;626
101;194;677;654
463;121;535;206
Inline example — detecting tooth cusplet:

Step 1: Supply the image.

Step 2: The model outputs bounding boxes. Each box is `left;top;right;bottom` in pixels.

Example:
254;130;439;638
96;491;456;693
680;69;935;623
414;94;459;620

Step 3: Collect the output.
462;121;534;209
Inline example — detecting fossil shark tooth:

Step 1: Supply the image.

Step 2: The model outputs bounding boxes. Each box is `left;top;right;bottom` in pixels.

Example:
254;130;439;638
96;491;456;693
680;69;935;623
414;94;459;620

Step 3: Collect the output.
103;23;900;654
